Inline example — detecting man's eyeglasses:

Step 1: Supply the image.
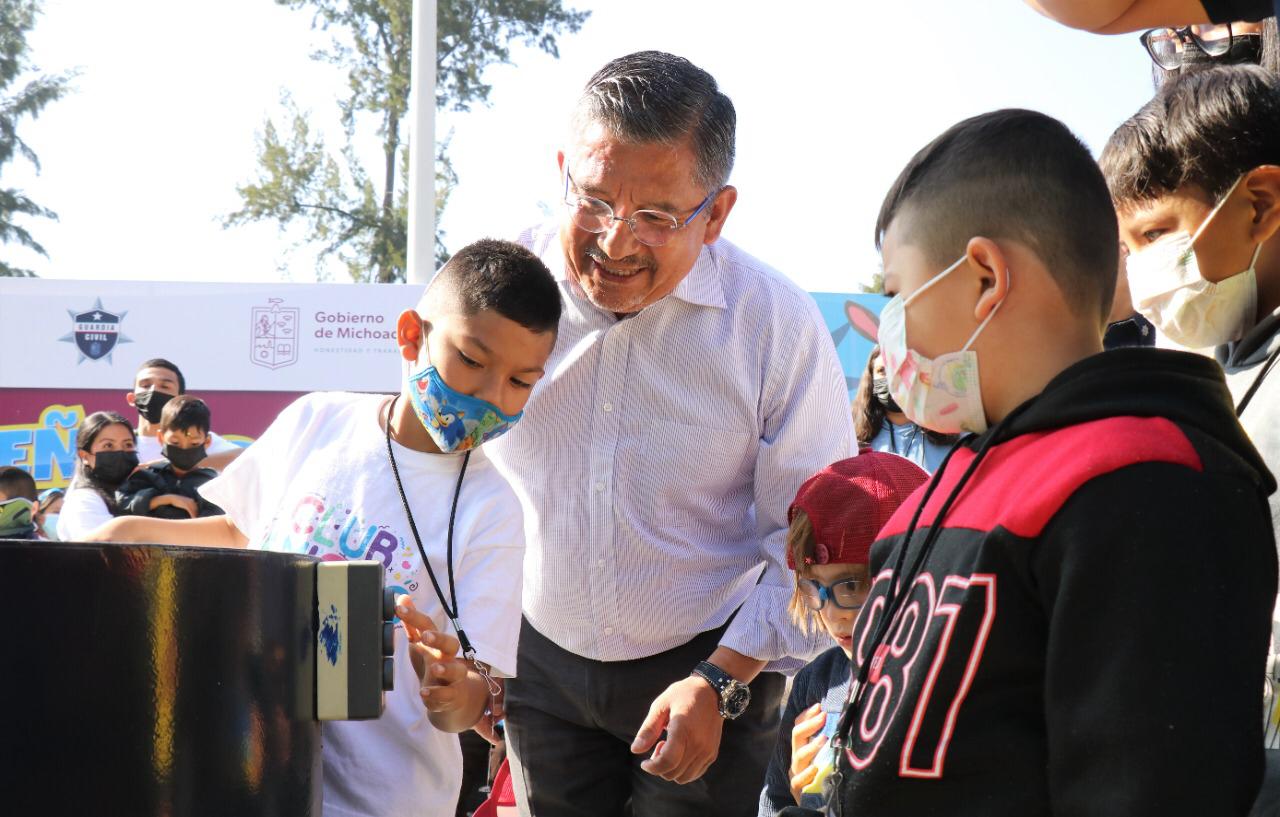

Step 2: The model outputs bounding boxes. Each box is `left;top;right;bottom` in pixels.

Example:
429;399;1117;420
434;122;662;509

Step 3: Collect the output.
1140;23;1240;70
798;577;865;611
562;170;717;248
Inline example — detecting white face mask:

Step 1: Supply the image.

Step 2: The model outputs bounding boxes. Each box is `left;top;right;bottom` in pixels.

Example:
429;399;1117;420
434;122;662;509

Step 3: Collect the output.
1126;176;1262;349
879;255;1008;435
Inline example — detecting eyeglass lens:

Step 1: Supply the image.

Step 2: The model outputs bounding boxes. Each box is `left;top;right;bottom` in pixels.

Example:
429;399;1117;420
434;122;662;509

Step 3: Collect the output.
800;578;864;610
568;199;681;247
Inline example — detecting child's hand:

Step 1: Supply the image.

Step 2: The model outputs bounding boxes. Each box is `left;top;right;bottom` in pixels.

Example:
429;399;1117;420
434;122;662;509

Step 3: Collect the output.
397;595;470;716
789;702;828;804
151;494;198;518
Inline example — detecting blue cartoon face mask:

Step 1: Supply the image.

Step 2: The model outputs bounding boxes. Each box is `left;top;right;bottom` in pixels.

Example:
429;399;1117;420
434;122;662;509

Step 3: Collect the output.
407;343;522;452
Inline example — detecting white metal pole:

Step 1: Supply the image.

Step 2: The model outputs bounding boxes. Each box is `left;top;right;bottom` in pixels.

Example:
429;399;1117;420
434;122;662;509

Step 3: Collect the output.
406;0;437;285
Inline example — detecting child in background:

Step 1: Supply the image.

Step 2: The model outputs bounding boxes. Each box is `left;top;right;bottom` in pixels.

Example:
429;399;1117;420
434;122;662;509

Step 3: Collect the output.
35;488;63;540
1100;64;1280;814
116;395;223;519
0;466;40;539
757;452;927;815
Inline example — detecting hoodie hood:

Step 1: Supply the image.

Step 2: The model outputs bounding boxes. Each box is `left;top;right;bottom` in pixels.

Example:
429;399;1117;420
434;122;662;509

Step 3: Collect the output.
1221;307;1280;372
977;347;1275;495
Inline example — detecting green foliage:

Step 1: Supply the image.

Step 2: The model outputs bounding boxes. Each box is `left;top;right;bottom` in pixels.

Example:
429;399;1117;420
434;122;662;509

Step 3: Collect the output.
860;270;885;294
227;0;587;283
0;0;73;277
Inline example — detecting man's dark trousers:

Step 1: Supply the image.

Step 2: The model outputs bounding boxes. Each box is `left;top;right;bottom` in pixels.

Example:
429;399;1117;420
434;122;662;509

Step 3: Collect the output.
505;617;786;817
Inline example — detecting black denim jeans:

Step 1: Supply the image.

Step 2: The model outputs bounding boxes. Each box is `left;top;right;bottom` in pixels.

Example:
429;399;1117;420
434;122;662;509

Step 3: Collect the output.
505;617;785;817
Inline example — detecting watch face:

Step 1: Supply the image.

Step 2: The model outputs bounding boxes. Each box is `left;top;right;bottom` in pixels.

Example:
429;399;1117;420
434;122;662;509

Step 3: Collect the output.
724;683;751;718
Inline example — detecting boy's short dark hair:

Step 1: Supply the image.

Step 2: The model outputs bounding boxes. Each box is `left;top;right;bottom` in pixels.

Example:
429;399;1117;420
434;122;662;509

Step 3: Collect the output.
0;466;38;502
137;358;186;393
1101;65;1280;210
160;395;211;435
876;108;1119;324
432;239;562;334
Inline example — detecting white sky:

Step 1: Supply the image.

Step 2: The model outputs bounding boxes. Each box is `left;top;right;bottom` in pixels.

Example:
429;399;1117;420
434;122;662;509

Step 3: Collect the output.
5;0;1157;293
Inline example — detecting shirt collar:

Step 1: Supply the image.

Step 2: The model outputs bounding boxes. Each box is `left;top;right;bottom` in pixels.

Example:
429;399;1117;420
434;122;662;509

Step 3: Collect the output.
669;244;727;310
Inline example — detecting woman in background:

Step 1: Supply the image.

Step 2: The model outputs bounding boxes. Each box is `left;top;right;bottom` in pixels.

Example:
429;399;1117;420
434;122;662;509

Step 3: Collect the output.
854;345;957;474
58;411;138;541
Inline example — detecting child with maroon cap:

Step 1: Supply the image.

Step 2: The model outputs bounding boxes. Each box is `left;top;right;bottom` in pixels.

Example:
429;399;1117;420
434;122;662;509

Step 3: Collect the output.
757;451;928;816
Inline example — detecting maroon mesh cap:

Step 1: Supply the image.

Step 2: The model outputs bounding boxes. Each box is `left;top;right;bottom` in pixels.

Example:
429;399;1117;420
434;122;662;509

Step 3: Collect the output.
786;452;929;568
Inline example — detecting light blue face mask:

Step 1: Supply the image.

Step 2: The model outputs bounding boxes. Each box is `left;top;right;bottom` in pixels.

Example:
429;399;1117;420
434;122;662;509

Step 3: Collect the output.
406;347;522;452
40;514;60;541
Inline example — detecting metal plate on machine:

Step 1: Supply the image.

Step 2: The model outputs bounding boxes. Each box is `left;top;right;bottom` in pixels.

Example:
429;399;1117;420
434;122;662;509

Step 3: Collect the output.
315;559;392;720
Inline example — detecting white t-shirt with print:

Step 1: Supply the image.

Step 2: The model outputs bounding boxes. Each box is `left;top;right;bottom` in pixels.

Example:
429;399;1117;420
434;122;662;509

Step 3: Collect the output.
200;391;525;817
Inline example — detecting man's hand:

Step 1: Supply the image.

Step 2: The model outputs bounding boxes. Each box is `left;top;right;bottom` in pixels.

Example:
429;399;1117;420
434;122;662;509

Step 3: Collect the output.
631;674;725;784
150;494;198;518
398;595;488;733
788;703;827;804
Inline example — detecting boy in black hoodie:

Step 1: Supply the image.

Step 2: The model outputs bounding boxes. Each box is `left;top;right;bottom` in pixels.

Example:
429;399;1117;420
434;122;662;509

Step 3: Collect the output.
819;109;1277;817
116;395;223;520
1100;64;1280;815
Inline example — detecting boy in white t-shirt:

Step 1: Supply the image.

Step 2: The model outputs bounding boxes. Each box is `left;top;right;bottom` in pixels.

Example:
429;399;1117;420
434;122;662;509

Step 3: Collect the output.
87;238;563;817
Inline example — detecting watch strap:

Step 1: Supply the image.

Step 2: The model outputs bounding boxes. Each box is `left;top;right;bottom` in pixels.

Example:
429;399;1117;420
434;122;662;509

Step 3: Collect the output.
692;660;738;719
693;660;731;693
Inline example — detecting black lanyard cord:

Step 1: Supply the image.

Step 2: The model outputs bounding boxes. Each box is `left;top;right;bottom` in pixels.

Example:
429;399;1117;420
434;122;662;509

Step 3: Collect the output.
383;395;476;661
838;400;1036;743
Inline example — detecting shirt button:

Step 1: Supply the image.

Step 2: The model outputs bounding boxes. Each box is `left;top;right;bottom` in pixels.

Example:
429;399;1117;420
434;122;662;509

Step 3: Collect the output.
595;481;605;492
602;402;613;413
604;627;615;636
597;559;606;568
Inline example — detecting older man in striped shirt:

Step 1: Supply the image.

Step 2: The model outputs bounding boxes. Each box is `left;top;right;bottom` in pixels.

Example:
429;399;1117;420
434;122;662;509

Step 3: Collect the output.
485;51;855;816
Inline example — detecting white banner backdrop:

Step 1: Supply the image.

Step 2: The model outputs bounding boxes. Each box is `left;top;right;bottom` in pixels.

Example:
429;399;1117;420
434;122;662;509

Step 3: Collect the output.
0;278;426;392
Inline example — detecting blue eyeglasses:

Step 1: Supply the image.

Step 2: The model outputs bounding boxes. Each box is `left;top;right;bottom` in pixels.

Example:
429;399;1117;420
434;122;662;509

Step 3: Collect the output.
799;577;866;611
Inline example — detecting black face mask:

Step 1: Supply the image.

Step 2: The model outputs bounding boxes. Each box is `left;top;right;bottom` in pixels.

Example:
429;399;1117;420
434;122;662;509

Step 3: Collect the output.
134;389;175;425
872;376;902;415
163;443;206;471
88;450;139;485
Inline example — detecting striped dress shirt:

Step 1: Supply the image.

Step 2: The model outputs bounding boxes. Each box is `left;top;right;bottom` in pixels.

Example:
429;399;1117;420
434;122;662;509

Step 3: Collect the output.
485;222;856;664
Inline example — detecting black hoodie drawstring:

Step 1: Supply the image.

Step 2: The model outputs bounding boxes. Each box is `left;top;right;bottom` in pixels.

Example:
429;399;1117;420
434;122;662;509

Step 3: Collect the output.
828;400;1038;816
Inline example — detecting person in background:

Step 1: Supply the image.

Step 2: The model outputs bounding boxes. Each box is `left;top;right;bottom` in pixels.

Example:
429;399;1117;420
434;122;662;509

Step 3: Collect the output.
0;466;40;539
127;358;241;469
855;345;957;473
34;488;63;541
116;396;224;520
57;411;137;541
1141;18;1277;86
757;452;927;816
1100;64;1280;816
